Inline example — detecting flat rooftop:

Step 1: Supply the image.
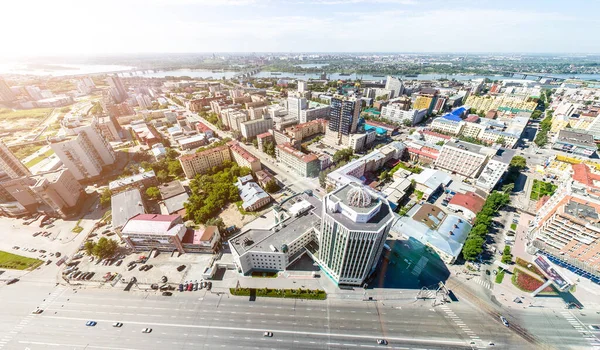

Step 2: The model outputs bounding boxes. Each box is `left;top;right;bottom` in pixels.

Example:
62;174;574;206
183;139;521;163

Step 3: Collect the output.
230;194;322;256
326;185;395;231
557;129;596;147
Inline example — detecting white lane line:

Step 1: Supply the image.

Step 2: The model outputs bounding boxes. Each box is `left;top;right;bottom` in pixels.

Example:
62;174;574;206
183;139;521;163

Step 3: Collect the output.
41;315;469;347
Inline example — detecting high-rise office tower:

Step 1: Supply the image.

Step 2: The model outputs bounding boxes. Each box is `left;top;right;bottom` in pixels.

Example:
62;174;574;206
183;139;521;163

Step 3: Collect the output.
0;140;31;179
0;78;16;103
319;183;395;286
385;76;404;99
328;94;361;140
107;75;128;103
298;80;308;93
50;120;116;181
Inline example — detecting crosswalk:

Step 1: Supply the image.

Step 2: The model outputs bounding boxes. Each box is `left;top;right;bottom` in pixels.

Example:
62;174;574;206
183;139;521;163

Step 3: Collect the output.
560;310;600;349
474;278;492;289
0;287;67;349
439;304;489;349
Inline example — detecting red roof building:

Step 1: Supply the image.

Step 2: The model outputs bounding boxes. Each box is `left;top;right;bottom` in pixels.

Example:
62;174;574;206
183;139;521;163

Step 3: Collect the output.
447;192;485;221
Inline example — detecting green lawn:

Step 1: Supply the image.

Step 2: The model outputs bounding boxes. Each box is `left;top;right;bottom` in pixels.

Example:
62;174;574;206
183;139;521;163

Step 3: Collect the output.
72;219;84;233
495;269;506;284
25;149;55;168
530;179;558;201
0;251;43;270
10;144;43;160
230;287;327;300
0;108;53;121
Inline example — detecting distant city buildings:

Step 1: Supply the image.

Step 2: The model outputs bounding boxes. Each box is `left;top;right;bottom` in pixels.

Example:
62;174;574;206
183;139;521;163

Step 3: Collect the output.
107;75;128;103
0;140;31;179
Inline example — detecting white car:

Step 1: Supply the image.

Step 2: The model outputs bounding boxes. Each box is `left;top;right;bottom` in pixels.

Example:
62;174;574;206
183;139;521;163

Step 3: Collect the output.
112;322;123;327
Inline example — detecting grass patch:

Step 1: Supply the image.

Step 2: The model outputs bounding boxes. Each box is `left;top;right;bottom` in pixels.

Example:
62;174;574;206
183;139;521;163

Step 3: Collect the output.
0;251;43;270
230;287;327;300
495;269;506;284
510;223;517;230
511;268;556;294
25;149;55;168
72;219;84;233
251;271;278;278
515;257;544;277
236;201;258;217
530;179;558;201
0;108;53;121
414;190;424;200
9;144;43;160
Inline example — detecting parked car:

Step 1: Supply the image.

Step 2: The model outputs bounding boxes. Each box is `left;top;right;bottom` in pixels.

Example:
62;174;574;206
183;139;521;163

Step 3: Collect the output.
500;316;509;327
32;232;41;237
207;282;212;291
193;282;198;291
178;284;184;292
115;260;123;266
187;283;193;291
55;252;61;258
128;264;137;271
162;292;172;296
177;265;186;272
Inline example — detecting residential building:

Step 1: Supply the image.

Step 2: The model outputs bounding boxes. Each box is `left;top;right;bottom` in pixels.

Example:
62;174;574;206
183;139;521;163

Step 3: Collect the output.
380;106;426;126
326;95;361;146
298;81;308;93
221;109;248;131
435;141;496;179
111;188;146;229
0;140;31;179
391;204;472;264
255;170;274;188
109;170;158;194
276;143;320;178
107;75;128;103
135;94;152;109
349;130;377;153
422;130;451;145
447;192;485;221
431;117;464;135
413;96;435;114
228;140;261;173
178;135;207;150
319;183;395;285
236;175;271;211
0;168;83;218
530;172;600;285
241;117;273;139
474;148;515;192
385;76;404;99
0;78;16;103
179;145;231;179
300;102;330;124
285;119;326;142
97;116;122;142
405;140;441;164
50;120;116;181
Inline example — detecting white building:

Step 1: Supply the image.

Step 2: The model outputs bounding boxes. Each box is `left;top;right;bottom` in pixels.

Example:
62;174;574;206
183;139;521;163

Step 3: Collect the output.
287;96;307;121
385;76;404;99
240;118;273;139
380;106;426;126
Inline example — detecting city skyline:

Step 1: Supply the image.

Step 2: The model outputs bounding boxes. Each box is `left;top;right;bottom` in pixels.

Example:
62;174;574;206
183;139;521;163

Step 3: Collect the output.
2;0;600;56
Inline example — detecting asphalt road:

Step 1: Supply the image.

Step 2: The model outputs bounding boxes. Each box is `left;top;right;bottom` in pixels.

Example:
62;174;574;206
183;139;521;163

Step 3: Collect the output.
0;284;531;350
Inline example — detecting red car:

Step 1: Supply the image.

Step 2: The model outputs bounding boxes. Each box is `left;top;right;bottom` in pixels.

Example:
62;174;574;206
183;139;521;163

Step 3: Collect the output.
187;283;193;291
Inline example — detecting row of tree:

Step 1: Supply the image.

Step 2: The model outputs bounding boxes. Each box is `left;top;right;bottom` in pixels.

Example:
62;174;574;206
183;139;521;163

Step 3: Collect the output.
534;112;553;147
461;191;511;261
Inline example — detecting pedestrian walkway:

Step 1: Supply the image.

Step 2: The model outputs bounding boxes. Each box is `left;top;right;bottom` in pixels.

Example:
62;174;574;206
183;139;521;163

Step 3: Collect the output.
0;286;67;349
438;304;489;349
474;278;492;290
559;310;600;349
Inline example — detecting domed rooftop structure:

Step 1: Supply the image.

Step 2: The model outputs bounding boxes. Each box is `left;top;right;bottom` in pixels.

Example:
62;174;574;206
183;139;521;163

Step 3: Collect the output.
347;186;372;208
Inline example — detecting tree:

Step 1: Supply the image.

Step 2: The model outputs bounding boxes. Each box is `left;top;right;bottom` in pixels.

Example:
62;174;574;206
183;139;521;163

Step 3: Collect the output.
379;170;389;181
462;237;484;261
496;136;506;145
263;141;276;157
92;237;119;260
84;241;96;256
146;186;161;200
501;246;513;264
252;139;258;149
435;141;445;146
402;120;412;127
502;183;515;193
510;156;527;171
99;188;112;208
264;179;280;193
168;160;183;178
157;170;169;183
333;148;353;164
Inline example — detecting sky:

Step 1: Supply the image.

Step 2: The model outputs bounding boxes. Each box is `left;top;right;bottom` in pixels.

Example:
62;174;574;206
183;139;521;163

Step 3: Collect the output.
2;0;599;56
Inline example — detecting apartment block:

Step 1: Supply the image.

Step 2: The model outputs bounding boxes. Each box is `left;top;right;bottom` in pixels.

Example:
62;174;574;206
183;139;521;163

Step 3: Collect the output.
0;140;31;179
50;120;116;181
285;119;327;141
276;143;320;178
431;117;464;135
380;105;426;126
435;141;496;178
228;140;261;173
240;118;273;139
179;145;231;179
300;102;330;124
97;116;122;142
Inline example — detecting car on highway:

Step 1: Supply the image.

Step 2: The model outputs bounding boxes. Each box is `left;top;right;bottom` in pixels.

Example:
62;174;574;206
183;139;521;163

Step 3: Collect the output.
376;339;388;345
32;232;41;237
141;328;152;333
500;316;509;327
112;322;123;327
86;321;97;327
32;309;43;314
6;278;19;285
263;331;273;337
